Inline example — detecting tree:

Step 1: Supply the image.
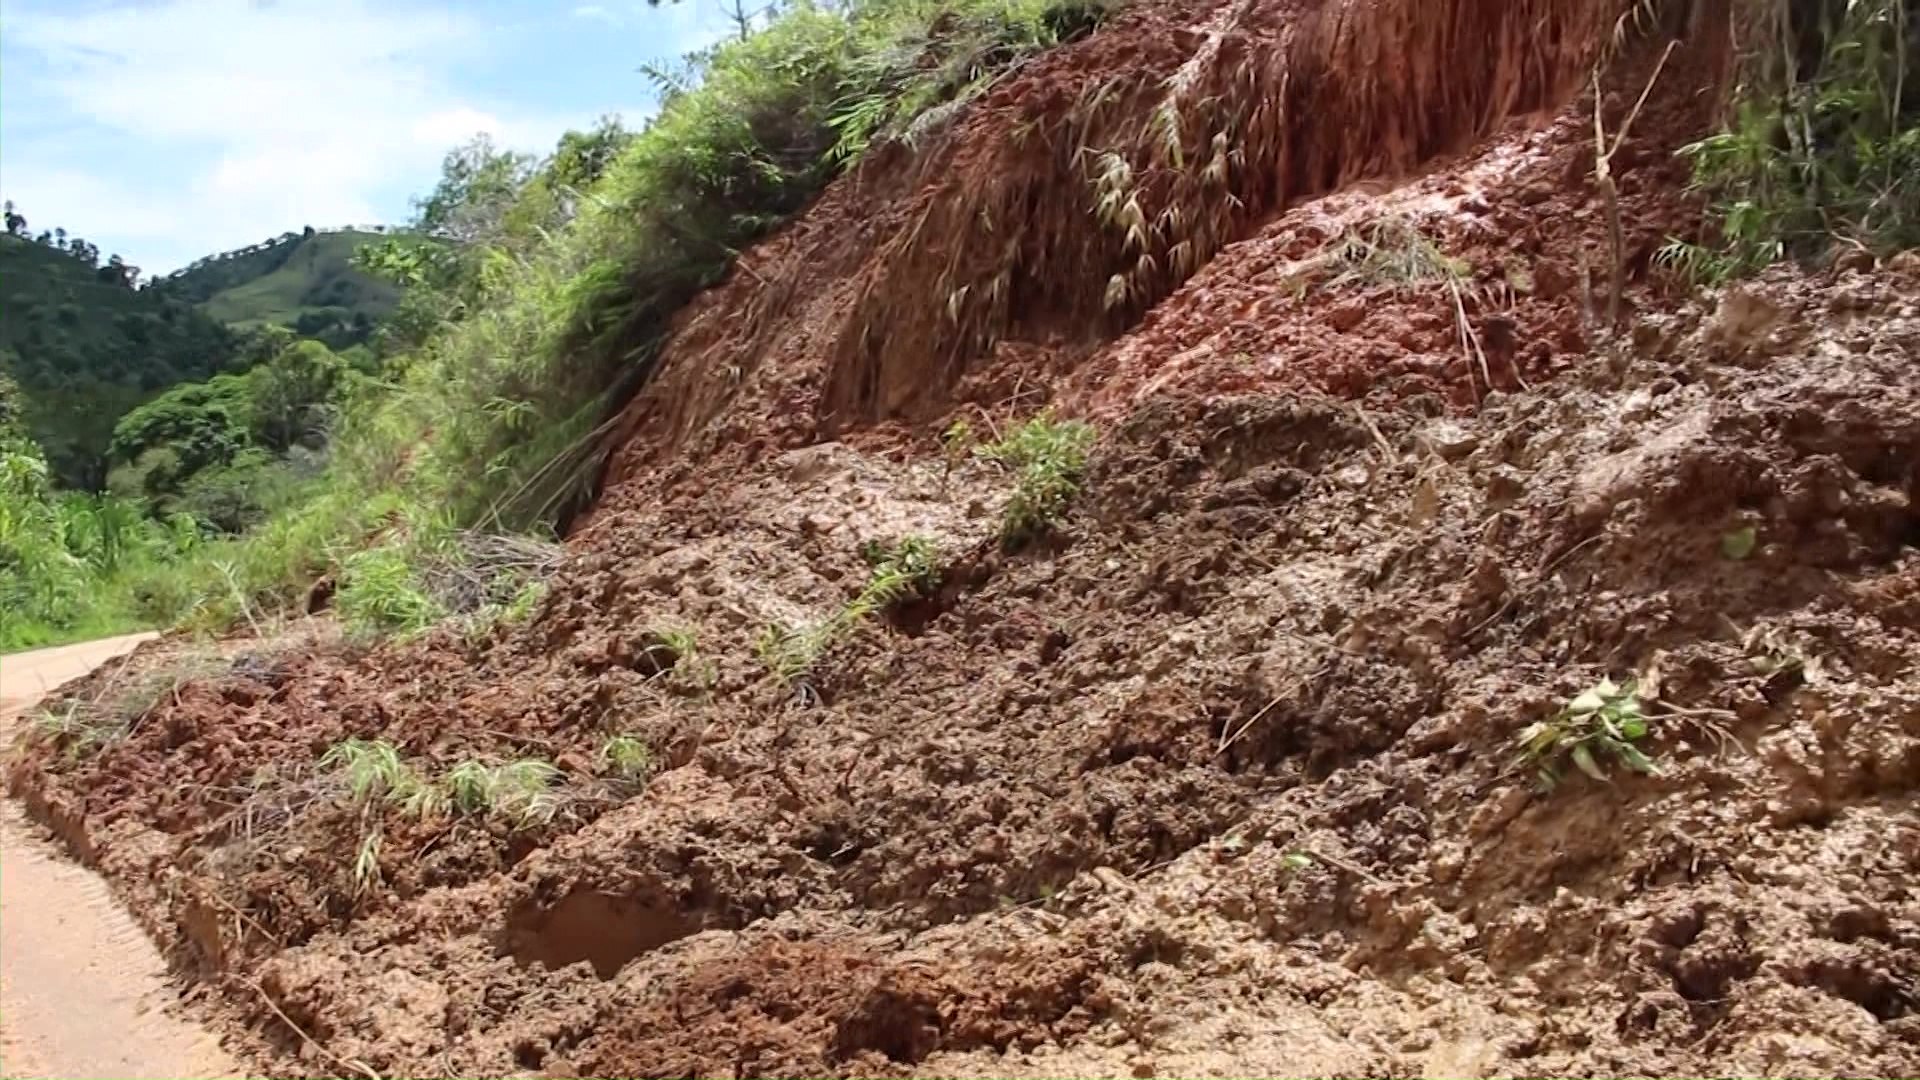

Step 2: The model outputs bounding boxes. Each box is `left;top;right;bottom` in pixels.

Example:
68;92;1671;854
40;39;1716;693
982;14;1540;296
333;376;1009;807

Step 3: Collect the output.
97;254;138;289
412;135;537;247
52;227;66;250
248;339;348;452
549;116;635;192
3;201;24;237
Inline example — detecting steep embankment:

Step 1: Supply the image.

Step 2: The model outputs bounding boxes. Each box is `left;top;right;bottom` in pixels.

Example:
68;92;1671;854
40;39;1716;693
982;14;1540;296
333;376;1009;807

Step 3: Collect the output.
10;0;1920;1077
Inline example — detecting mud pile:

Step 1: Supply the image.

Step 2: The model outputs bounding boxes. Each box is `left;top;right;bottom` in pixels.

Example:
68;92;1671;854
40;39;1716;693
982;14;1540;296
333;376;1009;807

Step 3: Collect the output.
11;0;1920;1076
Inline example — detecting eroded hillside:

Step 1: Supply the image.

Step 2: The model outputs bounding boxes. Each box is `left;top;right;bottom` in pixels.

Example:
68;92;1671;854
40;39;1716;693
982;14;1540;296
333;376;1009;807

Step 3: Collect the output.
10;0;1919;1076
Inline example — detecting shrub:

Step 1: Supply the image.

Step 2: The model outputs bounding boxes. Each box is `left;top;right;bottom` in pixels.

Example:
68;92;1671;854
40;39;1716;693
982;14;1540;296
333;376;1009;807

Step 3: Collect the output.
337;545;445;639
0;408;206;649
1668;0;1918;280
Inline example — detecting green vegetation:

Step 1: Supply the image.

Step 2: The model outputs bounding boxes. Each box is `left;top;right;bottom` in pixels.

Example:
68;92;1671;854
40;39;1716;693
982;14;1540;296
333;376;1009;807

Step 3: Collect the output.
30;648;224;758
0;231;239;488
444;758;562;825
1660;0;1916;282
184;231;399;346
6;0;1100;651
319;737;563;841
759;534;944;681
0;379;208;649
858;534;941;605
601;735;655;784
322;737;423;805
100;335;366;534
337;546;447;639
1513;678;1660;791
335;527;560;641
978;411;1096;545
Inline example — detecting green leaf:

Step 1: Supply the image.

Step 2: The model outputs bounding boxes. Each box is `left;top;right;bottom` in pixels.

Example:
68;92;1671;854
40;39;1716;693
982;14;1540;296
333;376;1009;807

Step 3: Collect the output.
1281;852;1314;871
1567;688;1607;715
1619;716;1648;740
1721;526;1758;560
1571;743;1608;781
1514;721;1556;753
1614;743;1661;775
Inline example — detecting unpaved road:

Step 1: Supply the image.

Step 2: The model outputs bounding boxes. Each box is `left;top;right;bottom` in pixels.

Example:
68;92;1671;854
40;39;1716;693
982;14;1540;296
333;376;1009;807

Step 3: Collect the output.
1;633;241;1079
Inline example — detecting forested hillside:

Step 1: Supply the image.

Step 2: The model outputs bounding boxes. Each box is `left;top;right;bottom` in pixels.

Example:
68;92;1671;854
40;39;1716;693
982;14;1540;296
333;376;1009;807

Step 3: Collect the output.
0;231;238;488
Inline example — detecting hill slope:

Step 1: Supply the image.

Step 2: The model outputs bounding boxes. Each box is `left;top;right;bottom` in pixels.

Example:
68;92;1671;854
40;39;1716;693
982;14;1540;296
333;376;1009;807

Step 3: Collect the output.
164;230;398;346
0;234;238;487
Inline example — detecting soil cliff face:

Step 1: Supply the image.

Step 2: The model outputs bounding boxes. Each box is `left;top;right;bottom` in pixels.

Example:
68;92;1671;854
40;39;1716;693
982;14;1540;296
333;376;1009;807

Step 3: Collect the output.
12;0;1920;1077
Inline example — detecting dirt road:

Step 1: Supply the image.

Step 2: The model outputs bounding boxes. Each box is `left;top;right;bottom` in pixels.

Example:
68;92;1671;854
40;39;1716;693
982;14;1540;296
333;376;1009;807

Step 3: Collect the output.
0;633;241;1080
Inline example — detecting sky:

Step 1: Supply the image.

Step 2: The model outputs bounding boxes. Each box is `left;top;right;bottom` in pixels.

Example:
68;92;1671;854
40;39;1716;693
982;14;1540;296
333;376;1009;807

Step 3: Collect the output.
0;0;736;275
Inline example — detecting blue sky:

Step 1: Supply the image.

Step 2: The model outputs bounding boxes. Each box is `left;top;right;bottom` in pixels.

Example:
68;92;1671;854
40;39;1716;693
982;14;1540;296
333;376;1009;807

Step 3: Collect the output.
0;0;735;274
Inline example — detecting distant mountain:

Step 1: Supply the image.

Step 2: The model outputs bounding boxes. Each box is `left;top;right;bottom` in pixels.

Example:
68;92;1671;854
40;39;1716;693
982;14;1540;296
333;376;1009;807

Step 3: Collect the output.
0;233;239;488
158;228;401;349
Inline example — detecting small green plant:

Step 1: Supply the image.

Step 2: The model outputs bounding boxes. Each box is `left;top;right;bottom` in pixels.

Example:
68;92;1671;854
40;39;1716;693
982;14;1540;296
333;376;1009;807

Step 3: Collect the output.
29;706;118;759
1653;237;1743;286
941;418;975;489
445;758;562;826
756;619;831;681
639;625;696;675
445;760;497;815
854;534;940;612
1513;678;1660;790
651;625;718;689
400;779;450;819
979;411;1096;545
1720;525;1758;561
600;735;654;784
320;738;422;804
758;536;944;682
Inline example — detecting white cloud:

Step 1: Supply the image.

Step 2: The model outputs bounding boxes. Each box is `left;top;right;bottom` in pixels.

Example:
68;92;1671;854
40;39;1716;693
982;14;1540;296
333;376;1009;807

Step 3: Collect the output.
573;4;617;22
0;0;582;272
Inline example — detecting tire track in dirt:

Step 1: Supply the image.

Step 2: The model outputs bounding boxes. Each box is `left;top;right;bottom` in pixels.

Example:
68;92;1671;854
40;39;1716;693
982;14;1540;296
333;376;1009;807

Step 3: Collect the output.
1;634;241;1080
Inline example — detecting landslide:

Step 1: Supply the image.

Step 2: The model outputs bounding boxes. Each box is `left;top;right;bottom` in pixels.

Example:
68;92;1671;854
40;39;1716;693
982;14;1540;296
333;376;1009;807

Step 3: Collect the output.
12;0;1920;1077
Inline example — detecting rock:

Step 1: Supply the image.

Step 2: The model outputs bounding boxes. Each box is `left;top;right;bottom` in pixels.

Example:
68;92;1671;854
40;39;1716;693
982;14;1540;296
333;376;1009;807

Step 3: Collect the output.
1483;465;1527;510
1421;419;1478;461
1711;286;1787;350
1326;298;1367;332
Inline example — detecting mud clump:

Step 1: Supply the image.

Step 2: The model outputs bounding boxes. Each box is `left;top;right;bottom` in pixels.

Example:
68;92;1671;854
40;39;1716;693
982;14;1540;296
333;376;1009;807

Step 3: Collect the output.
11;0;1920;1076
502;888;700;979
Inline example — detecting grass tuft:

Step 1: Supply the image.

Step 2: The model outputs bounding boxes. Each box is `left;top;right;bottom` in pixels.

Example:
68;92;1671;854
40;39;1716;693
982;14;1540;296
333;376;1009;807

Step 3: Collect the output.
600;735;654;785
321;738;422;805
978;411;1096;545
